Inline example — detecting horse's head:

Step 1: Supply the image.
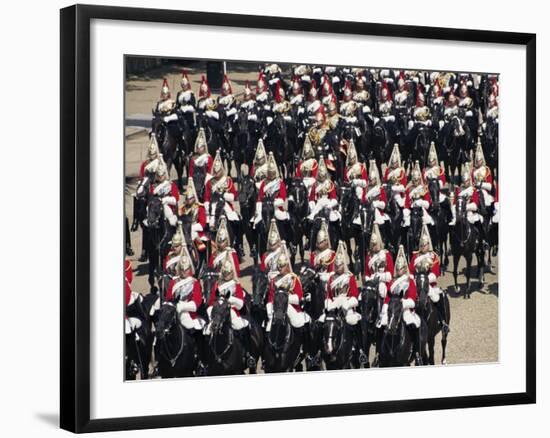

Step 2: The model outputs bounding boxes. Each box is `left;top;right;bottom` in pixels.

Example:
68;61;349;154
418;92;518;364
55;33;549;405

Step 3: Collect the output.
237;109;249;132
428;178;440;210
273;113;287;136
268;289;291;351
146;196;164;229
323;307;344;356
288;178;308;213
386;295;404;336
358;200;375;233
155;303;177;341
361;279;380;322
252;269;268;308
415;272;430;312
210;294;231;335
238;175;256;205
272;289;289;324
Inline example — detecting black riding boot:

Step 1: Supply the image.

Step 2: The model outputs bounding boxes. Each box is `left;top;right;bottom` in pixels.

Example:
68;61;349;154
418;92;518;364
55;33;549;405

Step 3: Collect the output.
305;322;321;370
140;228;149;262
231;220;245;261
193;331;208;376
353;324;368;367
435;296;450;334
125;217;134;256
407;324;423;366
239;325;257;370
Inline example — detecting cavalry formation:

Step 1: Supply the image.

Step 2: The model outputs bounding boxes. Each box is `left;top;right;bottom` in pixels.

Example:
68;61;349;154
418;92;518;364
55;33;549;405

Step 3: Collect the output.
124;64;499;379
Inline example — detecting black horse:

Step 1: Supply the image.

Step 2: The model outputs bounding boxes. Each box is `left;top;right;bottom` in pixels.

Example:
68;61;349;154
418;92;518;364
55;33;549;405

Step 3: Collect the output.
266;113;294;179
287;178;310;265
415;272;450;365
338;185;360;271
125;293;157;380
321;308;355;369
358;280;381;368
154;303;196;378
450;195;482;298
406;206;424;258
371;120;393;177
407;124;433;169
483;121;499;180
440;116;470;185
238;175;258;262
206;295;246;375
427;178;451;270
251;267;269;325
263;289;304;373
384;182;405;257
131;176;151;262
379;294;414;367
353;199;376;276
233;109;256;182
145;195;169;292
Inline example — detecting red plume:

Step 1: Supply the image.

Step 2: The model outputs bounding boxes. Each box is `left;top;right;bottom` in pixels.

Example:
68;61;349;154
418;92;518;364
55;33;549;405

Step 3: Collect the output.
275;81;283;103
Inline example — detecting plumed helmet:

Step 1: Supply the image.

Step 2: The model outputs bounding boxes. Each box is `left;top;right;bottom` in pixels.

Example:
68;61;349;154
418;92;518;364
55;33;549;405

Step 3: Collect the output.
291;75;302;94
428;141;438;166
243;80;255;100
221;253;235;280
185;177;198;201
156;158;168;180
368;160;381;186
309;79;318;101
212;149;225;177
459;81;469;98
316;218;331;249
147;134;159;160
474;137;486;167
317;155;329;182
194;128;207;154
410;160;422;184
180;69;191;90
171;221;184;248
267;152;279;180
276;251;290;271
461;162;472;185
334;240;348;272
274;81;285;103
302;136;315;160
346;139;358;167
254;139;267;165
221;74;232;96
388;143;401;168
215;216;230;247
419;223;433;252
416;85;426;107
322;74;332;97
160;78;170;99
199;75;211;98
256;72;267;94
327;92;338;113
343;79;353;101
356;74;366;90
177;254;194;276
394;245;409;277
397;71;406;90
369;223;384;251
267;219;281;250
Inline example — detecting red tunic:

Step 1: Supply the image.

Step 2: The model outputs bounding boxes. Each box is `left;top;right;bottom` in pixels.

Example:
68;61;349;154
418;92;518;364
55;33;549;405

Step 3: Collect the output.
423;166;447;186
208;281;245;316
454;187;480;207
310;250;336;272
326;273;359;300
384;277;417;304
267;273;303;313
409;252;440;286
125;279;132;306
361;185;388;212
258;179;287;202
296;159;319;178
364;250;395;277
125;259;133;284
203;176;238;207
165;277;203;319
189;154;213;177
343;163;368;184
309;180;337;202
208;249;241;277
383;167;408;186
150;181;180;214
404;185;432;209
139;160;153;178
260;250;282;272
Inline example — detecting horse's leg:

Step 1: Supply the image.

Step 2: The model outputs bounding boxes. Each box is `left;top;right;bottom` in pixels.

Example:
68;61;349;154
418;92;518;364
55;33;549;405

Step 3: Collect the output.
428;334;435;365
465;253;473;299
453;251;460;296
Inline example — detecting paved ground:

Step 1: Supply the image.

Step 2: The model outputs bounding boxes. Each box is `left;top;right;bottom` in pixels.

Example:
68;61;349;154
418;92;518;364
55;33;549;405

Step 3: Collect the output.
125;63;498;367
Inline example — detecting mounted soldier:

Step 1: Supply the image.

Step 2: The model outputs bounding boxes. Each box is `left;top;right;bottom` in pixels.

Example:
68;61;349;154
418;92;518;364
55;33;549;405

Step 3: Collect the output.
204;150;244;257
409;225;450;333
179;178;208;267
154;78;177;120
310;219;336;285
204;252;256;369
217;74;238;137
249;138;268;190
377;245;423;365
188;128;213;200
152;158;180;230
343;139;368;200
362;161;390;227
383;143;407;210
175;69;196;130
260;219;285;280
403;161;433;228
295;135;318;192
364;224;394;299
266;247;310;335
163;222;185;278
308;156;340;243
208;216;240;277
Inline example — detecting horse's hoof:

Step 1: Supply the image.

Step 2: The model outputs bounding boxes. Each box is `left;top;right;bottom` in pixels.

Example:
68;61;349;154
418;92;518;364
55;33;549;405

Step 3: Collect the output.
442;359;447;366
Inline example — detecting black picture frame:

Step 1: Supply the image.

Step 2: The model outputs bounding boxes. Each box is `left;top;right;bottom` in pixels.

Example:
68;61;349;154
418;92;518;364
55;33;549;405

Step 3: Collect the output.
60;4;536;433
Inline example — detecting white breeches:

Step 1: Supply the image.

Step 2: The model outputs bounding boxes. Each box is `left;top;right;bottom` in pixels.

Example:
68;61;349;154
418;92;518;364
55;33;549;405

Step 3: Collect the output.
450;205;482;224
402;208;434;227
204;306;248;335
179;312;206;330
125;317;142;334
480;189;494;206
377;282;388;299
403;309;421;328
374;208;390;225
492;202;500;224
428;286;442;303
318;308;361;326
302;177;315;190
274;209;290;221
265;302;309;331
163;205;178;226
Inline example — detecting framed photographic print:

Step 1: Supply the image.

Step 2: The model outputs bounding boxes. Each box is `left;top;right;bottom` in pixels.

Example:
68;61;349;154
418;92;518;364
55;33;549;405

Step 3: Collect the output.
60;4;536;433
